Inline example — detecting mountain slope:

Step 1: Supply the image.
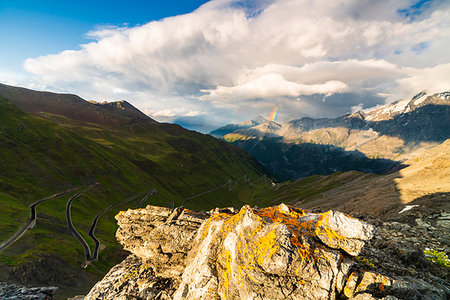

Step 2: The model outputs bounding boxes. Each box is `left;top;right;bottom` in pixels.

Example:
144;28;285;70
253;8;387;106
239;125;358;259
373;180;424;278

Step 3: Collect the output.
210;115;269;138
252;139;450;218
0;85;269;298
212;91;450;180
0;83;155;129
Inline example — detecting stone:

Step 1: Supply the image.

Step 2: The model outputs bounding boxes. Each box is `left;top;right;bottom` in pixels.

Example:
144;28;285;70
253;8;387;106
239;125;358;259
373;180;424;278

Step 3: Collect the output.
85;204;449;299
0;282;57;299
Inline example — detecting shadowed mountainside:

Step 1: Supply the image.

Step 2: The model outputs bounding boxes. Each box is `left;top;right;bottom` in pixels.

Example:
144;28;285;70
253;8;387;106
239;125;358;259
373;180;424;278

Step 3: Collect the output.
230;138;400;180
212;92;449;180
251;139;450;219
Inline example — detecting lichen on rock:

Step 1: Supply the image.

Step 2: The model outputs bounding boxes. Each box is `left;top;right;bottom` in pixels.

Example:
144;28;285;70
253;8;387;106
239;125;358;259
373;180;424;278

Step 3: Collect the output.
84;204;449;299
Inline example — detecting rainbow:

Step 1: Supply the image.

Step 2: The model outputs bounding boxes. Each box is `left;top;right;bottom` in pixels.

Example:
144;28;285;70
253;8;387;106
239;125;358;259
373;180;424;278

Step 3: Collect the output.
269;106;278;122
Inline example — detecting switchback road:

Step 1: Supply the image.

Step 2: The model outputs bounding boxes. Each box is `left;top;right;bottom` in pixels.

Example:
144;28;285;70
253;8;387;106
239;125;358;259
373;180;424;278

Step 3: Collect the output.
65;183;99;262
85;189;156;261
0;187;80;252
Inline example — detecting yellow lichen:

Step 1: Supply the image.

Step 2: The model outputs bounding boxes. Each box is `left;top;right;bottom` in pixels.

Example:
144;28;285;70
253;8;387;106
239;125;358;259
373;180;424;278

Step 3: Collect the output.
315;211;346;242
222;250;233;292
256;229;278;265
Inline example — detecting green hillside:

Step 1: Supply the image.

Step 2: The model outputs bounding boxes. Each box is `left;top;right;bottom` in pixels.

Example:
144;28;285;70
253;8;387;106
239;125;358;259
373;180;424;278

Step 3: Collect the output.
0;85;270;298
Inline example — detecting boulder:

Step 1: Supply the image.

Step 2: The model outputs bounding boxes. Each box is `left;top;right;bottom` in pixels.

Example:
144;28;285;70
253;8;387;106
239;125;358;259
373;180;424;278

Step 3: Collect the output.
84;204;449;299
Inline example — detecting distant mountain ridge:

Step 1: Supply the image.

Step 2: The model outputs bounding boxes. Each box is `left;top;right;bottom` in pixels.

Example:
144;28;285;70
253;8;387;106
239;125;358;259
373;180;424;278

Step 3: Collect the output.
364;91;449;121
211;91;450;180
210;115;269;138
0;83;156;129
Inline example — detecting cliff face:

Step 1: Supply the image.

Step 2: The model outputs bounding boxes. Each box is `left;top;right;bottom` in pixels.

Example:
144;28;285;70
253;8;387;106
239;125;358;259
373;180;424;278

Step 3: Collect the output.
84;205;449;299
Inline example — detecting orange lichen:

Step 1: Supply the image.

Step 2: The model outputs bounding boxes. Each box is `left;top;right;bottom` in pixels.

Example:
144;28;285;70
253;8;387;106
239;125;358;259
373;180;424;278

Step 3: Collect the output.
254;205;330;261
201;204;355;296
355;271;392;294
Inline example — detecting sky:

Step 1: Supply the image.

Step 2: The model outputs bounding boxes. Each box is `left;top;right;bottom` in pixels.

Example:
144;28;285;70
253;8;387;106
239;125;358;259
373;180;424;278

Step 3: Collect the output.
1;0;449;132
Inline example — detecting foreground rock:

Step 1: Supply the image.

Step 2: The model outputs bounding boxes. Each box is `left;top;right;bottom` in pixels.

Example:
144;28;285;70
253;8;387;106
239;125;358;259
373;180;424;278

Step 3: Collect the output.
85;204;449;299
0;282;57;299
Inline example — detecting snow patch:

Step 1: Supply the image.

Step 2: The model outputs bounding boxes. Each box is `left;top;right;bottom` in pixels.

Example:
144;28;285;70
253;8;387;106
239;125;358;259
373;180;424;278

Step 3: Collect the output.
399;205;419;214
413;94;428;106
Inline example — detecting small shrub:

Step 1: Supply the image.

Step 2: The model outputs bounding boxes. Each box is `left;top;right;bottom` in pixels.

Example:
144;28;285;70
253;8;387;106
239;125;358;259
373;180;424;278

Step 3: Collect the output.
423;248;450;268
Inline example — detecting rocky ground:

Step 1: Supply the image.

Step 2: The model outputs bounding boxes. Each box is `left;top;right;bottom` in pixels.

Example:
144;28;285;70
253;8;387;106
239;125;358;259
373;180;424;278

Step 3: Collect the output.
356;210;450;298
82;204;449;299
0;282;57;299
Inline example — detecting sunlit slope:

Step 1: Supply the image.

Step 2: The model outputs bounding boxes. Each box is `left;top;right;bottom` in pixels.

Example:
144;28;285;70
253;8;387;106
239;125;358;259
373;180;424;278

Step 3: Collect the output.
0;86;267;298
253;140;450;218
214;92;449;180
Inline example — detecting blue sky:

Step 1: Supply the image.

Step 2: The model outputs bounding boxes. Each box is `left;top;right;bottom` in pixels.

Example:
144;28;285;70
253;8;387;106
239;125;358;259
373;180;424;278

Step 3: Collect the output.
1;0;449;132
0;0;209;73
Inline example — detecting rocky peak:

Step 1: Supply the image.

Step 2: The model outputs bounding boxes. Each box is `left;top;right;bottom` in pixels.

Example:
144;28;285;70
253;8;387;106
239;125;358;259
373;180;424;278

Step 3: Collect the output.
365;91;449;122
249;115;269;126
347;110;366;120
83;204;449;299
250;121;283;135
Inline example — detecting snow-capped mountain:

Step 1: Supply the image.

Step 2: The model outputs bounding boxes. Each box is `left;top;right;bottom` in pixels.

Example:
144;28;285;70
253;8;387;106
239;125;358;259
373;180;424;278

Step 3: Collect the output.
210;91;450;180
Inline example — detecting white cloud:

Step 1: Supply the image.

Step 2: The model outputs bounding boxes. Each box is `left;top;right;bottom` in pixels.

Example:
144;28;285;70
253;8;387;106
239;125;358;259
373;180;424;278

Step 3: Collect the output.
351;103;364;113
200;73;348;102
397;63;450;97
22;0;450;131
146;108;204;118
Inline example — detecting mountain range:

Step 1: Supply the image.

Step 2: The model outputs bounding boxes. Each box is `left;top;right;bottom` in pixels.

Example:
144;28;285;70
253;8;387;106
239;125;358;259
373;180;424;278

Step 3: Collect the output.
0;83;449;299
211;91;450;180
0;83;270;298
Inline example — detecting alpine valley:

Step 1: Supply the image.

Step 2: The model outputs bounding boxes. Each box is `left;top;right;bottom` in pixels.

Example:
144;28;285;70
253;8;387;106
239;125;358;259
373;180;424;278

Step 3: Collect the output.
211;91;450;180
0;84;449;299
0;83;271;299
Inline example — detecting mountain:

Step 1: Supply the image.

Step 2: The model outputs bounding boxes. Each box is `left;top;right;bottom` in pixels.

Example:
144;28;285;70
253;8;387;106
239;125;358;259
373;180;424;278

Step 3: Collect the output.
251;139;449;218
209;115;269;138
211;91;450;180
68;139;450;299
0;84;269;299
0;83;155;128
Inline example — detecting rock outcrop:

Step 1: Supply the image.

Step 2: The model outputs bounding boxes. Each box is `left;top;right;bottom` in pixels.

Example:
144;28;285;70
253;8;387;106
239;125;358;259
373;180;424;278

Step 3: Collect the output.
0;282;57;299
84;204;449;299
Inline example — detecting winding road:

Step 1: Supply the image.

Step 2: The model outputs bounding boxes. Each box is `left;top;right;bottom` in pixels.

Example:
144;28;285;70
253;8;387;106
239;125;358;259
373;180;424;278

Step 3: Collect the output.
2;175;271;264
65;183;99;262
0;186;80;252
2;185;158;264
136;189;157;208
181;174;269;206
86;189;156;261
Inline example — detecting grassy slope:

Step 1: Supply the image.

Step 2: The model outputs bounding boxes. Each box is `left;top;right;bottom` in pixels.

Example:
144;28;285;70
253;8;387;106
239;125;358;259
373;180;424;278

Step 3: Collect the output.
251;171;373;208
0;95;269;298
252;139;449;218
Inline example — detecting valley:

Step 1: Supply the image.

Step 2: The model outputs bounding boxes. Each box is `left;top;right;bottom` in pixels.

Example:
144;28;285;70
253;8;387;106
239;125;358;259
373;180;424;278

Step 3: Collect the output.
0;84;448;299
0;84;271;298
212;91;449;180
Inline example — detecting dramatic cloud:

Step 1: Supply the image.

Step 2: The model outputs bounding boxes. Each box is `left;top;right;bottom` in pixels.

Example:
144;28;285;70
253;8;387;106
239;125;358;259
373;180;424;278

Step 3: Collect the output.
24;0;450;131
